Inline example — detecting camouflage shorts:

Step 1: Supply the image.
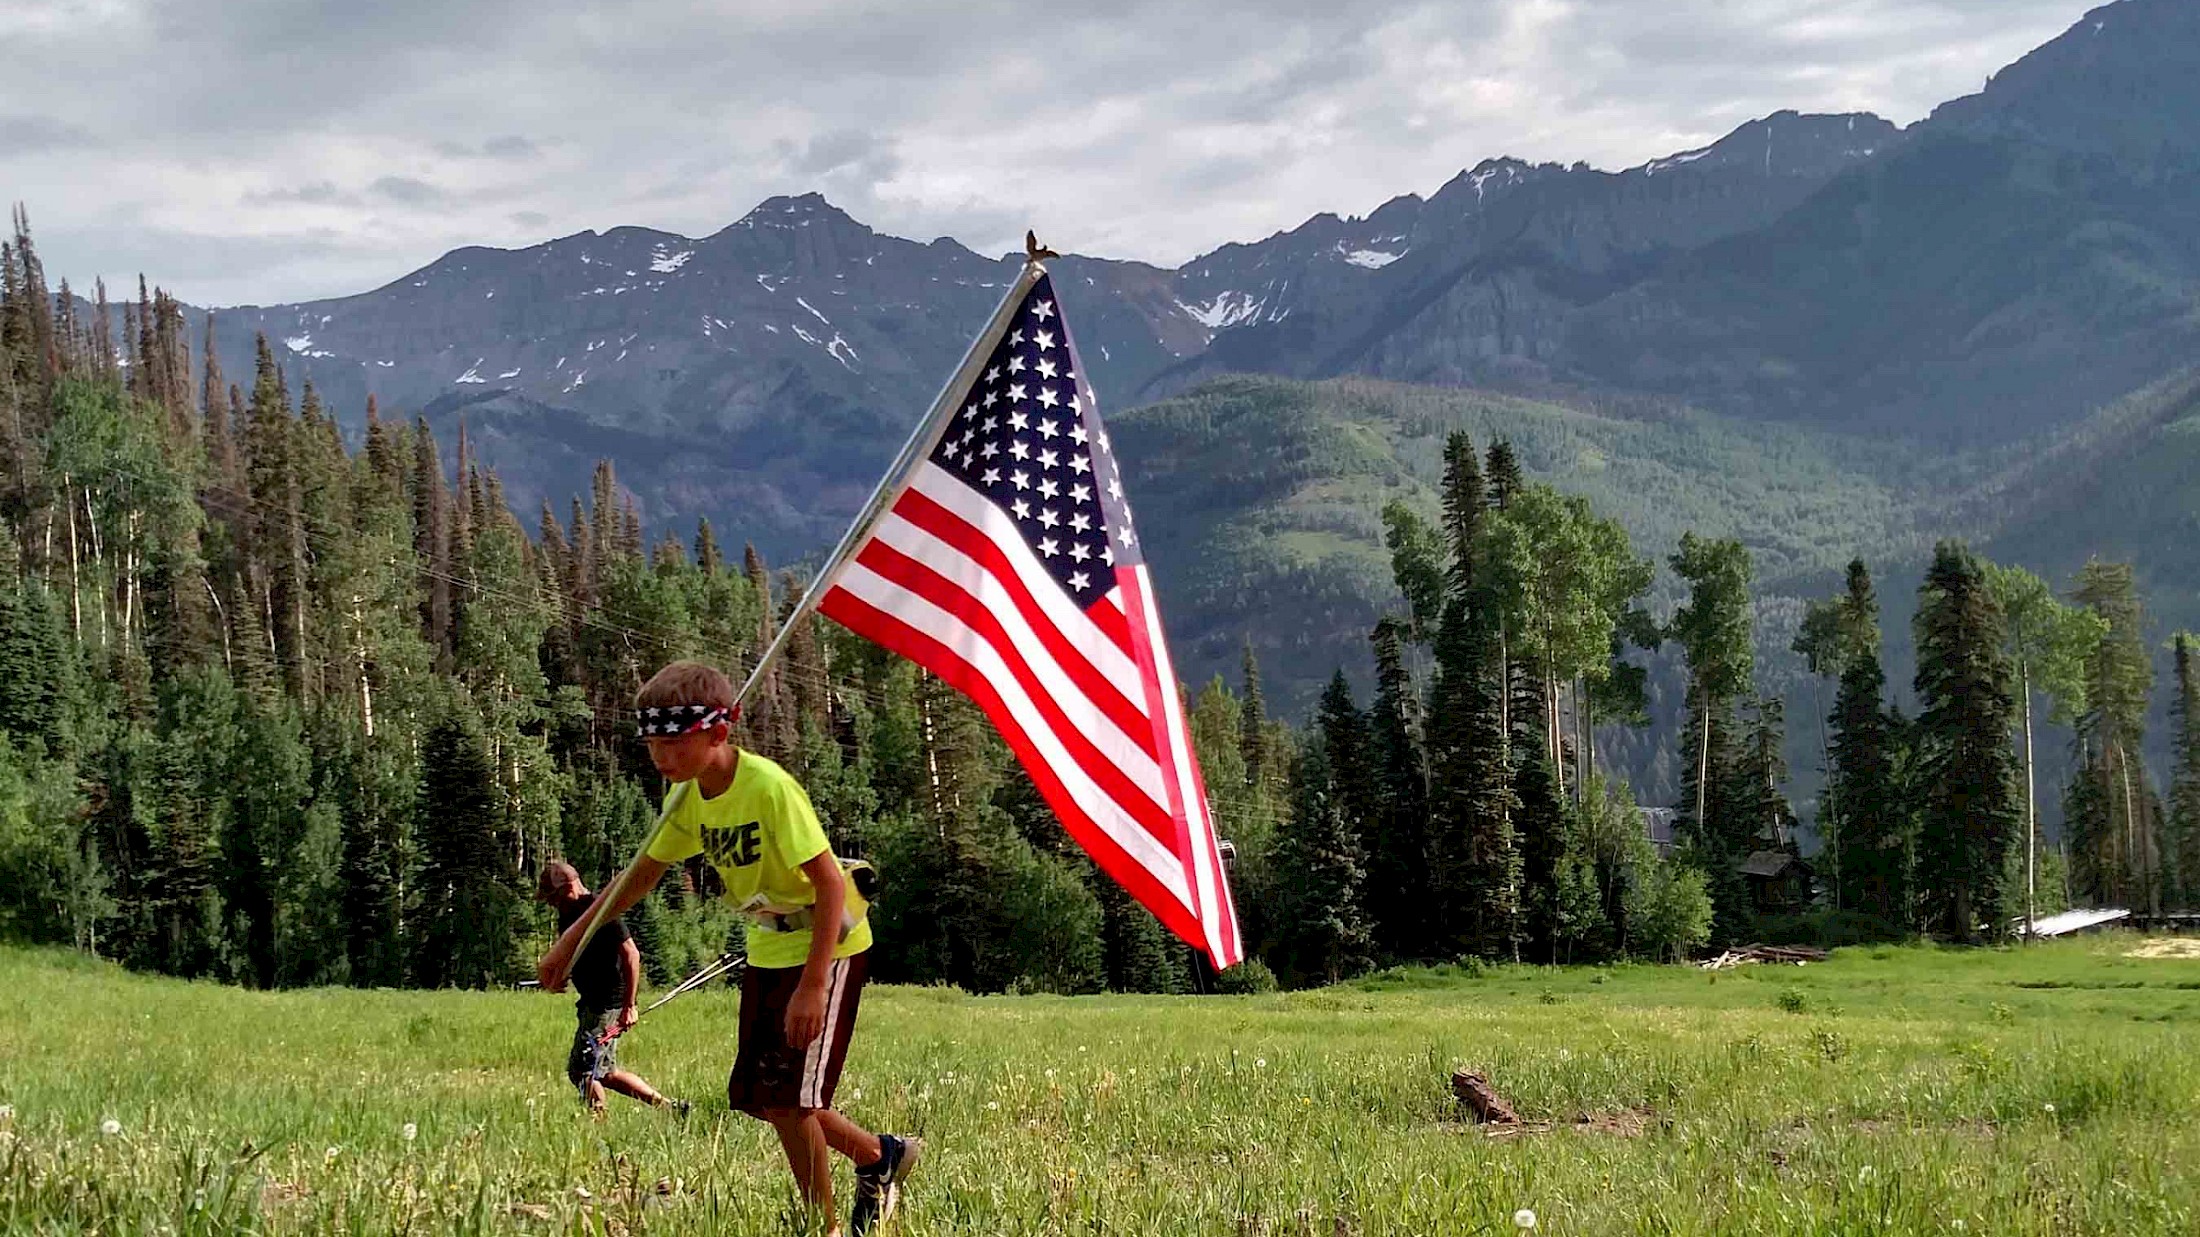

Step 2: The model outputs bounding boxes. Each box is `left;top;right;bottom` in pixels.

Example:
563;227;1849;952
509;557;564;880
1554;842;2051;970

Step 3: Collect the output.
566;1005;619;1091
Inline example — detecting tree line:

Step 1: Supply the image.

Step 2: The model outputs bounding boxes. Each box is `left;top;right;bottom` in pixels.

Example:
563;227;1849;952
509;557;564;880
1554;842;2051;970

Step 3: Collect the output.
3;213;2198;997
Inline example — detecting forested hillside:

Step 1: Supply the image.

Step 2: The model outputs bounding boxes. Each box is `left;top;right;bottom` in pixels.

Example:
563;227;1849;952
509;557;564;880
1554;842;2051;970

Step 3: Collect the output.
9;219;2199;997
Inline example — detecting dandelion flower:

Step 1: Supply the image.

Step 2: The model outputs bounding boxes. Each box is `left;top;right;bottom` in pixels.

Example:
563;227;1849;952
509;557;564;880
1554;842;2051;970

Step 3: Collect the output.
987;1101;1000;1111
100;1118;123;1137
2043;1102;2056;1114
1255;1058;1267;1069
0;1105;13;1122
401;1123;418;1142
324;1146;342;1163
1514;1209;1537;1230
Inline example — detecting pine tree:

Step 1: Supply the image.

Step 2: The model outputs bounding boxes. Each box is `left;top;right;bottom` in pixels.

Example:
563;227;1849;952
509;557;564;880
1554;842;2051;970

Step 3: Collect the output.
694;517;723;574
1315;669;1375;840
1816;561;1905;922
1423;433;1515;959
412;711;521;988
1912;541;2021;941
1273;738;1374;986
2068;560;2162;913
1365;616;1429;961
1238;638;1267;787
2168;633;2200;909
411;418;452;655
243;336;309;697
1484;440;1523;512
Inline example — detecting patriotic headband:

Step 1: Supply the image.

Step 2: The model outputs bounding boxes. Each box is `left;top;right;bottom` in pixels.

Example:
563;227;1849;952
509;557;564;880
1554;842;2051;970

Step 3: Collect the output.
637;704;731;737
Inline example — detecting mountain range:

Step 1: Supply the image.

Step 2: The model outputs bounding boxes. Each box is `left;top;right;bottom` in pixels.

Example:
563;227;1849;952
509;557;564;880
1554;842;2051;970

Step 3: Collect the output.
147;0;2200;731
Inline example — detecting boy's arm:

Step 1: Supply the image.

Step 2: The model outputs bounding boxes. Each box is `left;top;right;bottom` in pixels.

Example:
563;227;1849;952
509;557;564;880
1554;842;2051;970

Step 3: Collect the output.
539;856;668;991
783;849;846;1050
616;936;643;1031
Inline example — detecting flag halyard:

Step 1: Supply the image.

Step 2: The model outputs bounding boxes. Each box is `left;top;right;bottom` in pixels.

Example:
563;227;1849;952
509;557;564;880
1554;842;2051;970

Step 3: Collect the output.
814;271;1243;968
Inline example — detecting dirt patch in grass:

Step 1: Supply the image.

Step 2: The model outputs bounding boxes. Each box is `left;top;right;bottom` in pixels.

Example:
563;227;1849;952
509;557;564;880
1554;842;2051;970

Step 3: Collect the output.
2126;938;2200;960
1442;1107;1657;1139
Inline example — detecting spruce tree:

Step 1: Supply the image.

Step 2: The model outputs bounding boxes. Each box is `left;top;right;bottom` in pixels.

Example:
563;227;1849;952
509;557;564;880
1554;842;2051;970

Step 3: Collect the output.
1817;561;1904;922
1238;638;1267;787
2068;560;2162;913
1423;433;1514;958
1365;617;1429;961
412;710;521;988
411;418;452;655
1912;541;2022;941
2168;633;2200;909
694;517;723;574
1315;669;1375;841
1273;738;1374;986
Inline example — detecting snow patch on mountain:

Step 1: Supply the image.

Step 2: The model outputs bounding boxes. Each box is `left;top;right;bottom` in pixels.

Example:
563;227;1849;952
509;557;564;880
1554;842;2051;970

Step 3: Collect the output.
455;359;486;384
1179;291;1266;330
650;249;694;274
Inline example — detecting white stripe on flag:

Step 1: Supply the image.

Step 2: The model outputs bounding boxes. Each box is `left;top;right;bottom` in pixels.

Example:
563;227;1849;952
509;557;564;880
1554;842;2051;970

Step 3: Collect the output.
867;512;1164;792
870;503;1149;717
903;464;1146;678
832;561;1194;904
1132;565;1235;966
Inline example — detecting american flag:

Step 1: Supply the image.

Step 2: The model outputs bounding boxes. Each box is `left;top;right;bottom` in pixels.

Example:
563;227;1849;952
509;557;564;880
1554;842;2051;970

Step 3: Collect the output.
814;270;1243;968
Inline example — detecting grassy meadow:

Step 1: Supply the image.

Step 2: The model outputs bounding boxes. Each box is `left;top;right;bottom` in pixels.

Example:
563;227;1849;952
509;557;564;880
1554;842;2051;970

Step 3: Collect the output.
4;937;2199;1235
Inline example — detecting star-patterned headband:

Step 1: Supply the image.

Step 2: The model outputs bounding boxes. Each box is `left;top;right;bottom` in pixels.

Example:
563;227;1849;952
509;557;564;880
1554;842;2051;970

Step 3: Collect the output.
637;704;731;738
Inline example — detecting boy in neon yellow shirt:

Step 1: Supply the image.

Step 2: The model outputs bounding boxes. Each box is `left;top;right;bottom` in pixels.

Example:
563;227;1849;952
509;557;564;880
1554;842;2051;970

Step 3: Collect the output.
540;661;921;1236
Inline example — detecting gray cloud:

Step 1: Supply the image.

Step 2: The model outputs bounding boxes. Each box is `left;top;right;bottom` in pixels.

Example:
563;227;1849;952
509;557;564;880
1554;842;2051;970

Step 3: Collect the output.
436;135;543;160
245;181;353;206
367;175;452;207
0;112;96;156
1;0;2103;305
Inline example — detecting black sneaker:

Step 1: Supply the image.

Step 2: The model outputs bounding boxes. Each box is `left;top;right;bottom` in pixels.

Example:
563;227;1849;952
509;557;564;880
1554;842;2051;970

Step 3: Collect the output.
850;1134;923;1234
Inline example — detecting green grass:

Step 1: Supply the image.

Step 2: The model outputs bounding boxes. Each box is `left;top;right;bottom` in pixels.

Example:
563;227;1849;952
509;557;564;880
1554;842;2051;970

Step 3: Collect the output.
5;937;2200;1234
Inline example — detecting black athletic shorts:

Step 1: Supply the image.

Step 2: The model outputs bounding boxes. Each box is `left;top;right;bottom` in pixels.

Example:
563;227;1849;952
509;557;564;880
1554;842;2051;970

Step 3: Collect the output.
729;952;869;1114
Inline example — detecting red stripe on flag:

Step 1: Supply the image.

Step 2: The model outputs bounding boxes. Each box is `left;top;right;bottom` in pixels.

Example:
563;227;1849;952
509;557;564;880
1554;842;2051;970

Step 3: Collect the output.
848;538;1177;841
818;587;1208;948
894;484;1137;662
878;497;1156;752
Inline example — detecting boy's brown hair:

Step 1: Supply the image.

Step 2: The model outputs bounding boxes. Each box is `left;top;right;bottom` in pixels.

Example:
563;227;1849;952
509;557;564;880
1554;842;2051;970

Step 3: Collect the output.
636;659;735;714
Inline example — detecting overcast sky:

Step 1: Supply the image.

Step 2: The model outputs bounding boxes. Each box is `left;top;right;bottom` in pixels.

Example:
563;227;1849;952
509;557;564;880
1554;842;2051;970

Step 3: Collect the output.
2;0;2099;307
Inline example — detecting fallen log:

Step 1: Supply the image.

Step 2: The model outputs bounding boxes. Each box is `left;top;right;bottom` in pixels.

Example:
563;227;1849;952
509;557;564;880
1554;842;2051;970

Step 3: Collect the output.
1698;943;1829;969
1451;1069;1520;1125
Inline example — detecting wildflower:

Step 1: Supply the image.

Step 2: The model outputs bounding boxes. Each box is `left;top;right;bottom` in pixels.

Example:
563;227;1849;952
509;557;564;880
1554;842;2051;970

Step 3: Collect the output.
1254;1058;1267;1069
851;1089;863;1102
401;1123;418;1143
325;1146;341;1163
0;1105;13;1122
987;1101;1000;1111
1514;1208;1537;1230
2043;1102;2057;1115
100;1118;122;1137
575;1186;593;1201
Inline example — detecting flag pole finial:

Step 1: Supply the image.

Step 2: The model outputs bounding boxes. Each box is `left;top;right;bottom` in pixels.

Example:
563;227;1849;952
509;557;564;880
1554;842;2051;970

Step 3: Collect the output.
1025;230;1059;264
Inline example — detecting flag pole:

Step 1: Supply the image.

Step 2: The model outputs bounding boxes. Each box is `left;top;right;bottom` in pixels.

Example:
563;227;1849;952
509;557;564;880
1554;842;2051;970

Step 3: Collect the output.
730;259;1047;715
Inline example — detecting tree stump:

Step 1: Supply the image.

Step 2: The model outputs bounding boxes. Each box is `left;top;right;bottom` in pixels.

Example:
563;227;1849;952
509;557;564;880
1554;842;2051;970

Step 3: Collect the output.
1451;1070;1520;1125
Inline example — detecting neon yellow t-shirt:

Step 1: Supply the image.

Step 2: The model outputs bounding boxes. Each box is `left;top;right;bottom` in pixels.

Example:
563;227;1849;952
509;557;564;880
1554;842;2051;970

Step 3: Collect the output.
644;750;873;970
